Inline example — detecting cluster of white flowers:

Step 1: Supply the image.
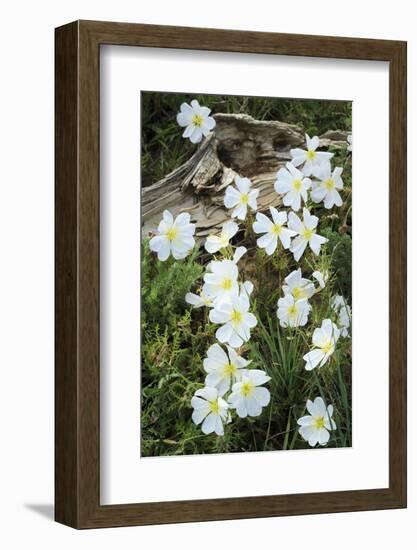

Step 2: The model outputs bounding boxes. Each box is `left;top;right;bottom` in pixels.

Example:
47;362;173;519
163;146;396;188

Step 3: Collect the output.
271;134;350;447
149;105;352;447
277;269;314;328
187;217;272;436
275;133;344;212
177;114;270;435
331;294;351;337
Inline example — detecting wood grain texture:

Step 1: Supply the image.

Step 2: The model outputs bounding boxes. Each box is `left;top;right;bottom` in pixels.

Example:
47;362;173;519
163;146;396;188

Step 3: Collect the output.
142;118;349;241
55;21;79;527
55;20;407;529
388;41;407;504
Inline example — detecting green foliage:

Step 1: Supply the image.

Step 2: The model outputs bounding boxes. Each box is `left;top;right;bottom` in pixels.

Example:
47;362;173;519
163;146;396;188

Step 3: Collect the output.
321;229;352;300
141;241;203;332
141;243;206;456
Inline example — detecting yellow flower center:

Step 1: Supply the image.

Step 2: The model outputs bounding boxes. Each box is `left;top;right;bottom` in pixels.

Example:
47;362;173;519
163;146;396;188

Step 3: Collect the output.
272;223;282;235
292;287;303;300
240;193;249;205
322;341;333;354
209;399;220;414
292;179;302;192
314;416;325;429
192;114;204;127
219;232;229;246
288;304;298;317
306;150;316;161
224;362;237;376
302;227;314;240
324;178;335;190
221;277;233;291
166;227;178;241
241;382;254;397
231;309;243;325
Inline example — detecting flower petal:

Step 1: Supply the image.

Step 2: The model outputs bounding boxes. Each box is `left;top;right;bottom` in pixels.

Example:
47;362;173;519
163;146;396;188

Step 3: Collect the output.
235;177;251;194
189;127;203;144
201;412;216;434
215;322;234;343
303;349;325;370
253;386;270;407
318;427;330;445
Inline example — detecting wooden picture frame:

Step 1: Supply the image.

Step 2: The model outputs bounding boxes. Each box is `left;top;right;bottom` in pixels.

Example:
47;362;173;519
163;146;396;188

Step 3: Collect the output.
55;20;407;529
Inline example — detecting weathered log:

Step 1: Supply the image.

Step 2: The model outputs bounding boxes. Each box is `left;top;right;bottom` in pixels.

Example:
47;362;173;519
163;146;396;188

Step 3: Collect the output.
142;113;347;239
319;129;350;150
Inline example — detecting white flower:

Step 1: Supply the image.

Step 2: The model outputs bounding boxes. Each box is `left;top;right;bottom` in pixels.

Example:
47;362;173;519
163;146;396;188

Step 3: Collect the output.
290;134;334;176
185;290;213;308
282;269;315;301
253;207;297;255
311;162;344;209
277;294;311;328
176;99;216;144
203;344;251;395
224;176;259;220
228;369;271;418
303;319;340;370
203;259;239;304
312;270;329;290
209;293;257;348
288;208;328;262
274;162;311;211
347;134;352;152
149;210;196;261
232;246;247;264
297;397;336;447
204;221;239;254
331;294;351;337
191;386;230;436
330;294;345;310
240;280;254;299
338;305;351;337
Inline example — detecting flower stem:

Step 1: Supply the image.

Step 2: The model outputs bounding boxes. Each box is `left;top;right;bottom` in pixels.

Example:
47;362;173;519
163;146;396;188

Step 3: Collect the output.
283;408;292;450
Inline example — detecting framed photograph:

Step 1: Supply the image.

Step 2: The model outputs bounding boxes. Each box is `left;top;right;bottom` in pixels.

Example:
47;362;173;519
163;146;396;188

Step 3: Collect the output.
55;20;407;528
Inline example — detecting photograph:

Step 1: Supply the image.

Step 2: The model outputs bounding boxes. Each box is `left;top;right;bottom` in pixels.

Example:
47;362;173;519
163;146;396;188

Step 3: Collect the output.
140;91;352;457
0;2;409;543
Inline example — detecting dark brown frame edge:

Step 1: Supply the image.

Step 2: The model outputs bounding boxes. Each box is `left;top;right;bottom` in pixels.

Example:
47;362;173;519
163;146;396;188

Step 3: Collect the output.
55;20;407;529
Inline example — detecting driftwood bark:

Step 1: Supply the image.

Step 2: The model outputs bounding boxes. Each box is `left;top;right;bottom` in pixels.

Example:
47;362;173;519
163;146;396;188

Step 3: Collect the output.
142;113;349;239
